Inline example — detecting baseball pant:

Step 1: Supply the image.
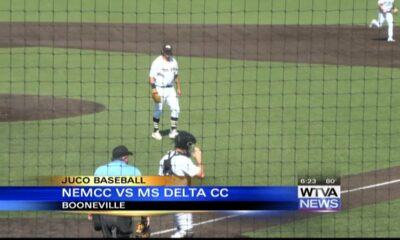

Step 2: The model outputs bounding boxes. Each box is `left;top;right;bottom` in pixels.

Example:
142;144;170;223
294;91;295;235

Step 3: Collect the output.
153;87;180;119
371;12;394;39
99;215;133;238
174;213;193;232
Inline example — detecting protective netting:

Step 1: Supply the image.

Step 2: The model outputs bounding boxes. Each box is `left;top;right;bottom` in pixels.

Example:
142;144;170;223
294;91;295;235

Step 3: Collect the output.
0;0;399;238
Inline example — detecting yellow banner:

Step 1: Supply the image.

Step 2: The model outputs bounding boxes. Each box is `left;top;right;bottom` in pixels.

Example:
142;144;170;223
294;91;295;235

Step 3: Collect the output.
39;176;189;186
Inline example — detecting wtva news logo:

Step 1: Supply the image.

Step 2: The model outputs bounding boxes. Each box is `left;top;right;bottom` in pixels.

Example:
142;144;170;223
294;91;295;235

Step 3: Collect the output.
298;186;341;212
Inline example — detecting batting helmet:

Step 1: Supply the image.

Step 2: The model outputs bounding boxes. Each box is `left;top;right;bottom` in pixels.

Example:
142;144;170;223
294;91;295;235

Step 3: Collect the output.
174;131;196;152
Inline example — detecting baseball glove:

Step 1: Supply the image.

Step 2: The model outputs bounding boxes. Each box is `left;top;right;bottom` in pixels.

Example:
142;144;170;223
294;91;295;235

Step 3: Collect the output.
135;222;151;238
152;91;161;103
393;7;398;14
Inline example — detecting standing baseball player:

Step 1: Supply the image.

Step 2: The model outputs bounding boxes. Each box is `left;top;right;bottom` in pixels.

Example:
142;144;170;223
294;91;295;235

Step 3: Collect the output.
158;131;205;238
149;44;181;140
369;0;396;42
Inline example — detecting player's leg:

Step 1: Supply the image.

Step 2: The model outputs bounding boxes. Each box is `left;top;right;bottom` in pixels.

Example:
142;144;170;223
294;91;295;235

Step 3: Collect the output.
166;89;180;139
386;13;395;41
377;12;386;27
115;216;133;238
152;101;163;140
370;12;383;28
171;213;194;238
169;116;179;138
99;215;115;238
370;18;379;28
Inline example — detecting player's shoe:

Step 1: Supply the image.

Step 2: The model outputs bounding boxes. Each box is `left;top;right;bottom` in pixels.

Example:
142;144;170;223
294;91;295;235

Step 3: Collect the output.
369;21;374;28
151;131;162;140
369;19;378;28
388;38;396;42
171;230;194;238
169;129;178;139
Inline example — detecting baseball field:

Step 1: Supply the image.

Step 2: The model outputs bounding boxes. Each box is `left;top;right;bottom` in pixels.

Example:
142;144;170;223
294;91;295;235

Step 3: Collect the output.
0;0;399;237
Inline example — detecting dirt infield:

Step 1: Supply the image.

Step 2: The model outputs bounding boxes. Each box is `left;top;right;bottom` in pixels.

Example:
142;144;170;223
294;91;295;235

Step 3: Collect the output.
0;22;399;67
0;21;399;237
0;94;105;121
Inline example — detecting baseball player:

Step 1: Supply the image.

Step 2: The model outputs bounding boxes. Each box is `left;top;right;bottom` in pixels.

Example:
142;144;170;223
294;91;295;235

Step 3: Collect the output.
91;145;151;238
369;0;396;42
149;44;181;140
158;131;205;238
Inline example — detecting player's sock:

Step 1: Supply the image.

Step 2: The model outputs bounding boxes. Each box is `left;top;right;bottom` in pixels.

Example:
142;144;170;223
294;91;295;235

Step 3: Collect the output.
170;117;178;131
153;117;160;132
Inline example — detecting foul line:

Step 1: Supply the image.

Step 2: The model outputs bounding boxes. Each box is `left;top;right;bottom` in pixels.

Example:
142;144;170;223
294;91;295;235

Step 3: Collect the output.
151;214;239;236
341;179;400;193
152;178;400;236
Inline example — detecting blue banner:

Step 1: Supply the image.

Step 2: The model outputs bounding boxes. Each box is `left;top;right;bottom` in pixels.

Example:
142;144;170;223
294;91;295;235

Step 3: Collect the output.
0;186;297;202
0;186;339;212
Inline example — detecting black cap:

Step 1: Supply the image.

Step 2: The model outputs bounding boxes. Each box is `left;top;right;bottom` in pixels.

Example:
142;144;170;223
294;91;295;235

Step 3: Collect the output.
174;131;196;151
112;145;133;159
162;44;173;55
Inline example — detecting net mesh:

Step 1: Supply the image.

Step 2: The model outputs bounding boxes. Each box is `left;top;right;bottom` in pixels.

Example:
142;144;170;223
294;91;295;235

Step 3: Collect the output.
0;0;399;237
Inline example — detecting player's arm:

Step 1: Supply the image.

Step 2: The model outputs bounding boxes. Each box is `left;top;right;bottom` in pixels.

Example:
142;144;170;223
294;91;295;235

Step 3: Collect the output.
149;76;157;94
192;147;204;178
378;4;384;12
158;159;164;176
174;61;181;96
175;74;182;97
377;0;385;12
149;61;158;93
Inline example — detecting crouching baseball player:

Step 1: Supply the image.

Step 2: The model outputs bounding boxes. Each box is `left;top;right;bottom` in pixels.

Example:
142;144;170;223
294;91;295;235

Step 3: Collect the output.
158;131;205;238
149;44;182;140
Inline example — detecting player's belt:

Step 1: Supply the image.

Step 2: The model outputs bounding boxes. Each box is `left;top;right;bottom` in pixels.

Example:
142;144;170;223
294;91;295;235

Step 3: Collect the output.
157;85;173;88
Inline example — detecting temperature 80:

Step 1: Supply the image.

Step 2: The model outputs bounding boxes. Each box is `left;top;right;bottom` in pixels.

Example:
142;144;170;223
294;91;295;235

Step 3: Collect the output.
325;178;337;185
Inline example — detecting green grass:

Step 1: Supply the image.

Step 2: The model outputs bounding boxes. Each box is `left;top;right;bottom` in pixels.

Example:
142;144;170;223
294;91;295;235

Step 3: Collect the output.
243;199;400;238
0;0;398;236
0;47;399;187
0;0;378;25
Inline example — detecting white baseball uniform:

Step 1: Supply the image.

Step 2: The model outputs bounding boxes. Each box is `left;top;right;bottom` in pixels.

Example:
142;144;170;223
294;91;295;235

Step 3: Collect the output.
149;55;180;120
370;0;395;41
158;151;199;233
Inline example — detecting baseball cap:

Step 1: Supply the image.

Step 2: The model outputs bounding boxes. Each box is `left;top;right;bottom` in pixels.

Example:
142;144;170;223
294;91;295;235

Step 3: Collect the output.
112;145;133;159
162;44;173;55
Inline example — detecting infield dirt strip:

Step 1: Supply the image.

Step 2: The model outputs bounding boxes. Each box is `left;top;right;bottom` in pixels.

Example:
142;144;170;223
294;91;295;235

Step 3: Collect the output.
0;22;399;237
0;22;400;67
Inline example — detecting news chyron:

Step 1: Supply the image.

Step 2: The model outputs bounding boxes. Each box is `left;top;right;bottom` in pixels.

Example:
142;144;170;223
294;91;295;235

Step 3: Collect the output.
298;177;341;212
